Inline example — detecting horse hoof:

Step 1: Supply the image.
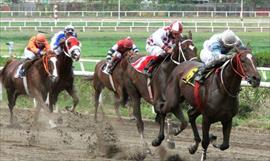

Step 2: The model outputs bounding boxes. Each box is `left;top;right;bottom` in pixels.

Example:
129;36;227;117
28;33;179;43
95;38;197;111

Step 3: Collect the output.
167;141;175;149
219;144;229;151
152;138;162;147
188;145;197;154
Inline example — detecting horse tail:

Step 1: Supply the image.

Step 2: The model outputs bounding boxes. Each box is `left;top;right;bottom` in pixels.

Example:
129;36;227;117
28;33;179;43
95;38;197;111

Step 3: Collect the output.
0;59;13;83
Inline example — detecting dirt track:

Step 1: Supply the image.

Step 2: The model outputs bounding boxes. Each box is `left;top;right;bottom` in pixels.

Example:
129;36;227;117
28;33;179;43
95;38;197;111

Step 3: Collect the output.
0;107;269;161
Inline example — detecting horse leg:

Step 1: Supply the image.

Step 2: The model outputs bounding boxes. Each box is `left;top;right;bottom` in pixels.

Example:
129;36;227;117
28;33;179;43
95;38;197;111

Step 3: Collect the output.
65;85;79;113
7;88;17;125
188;108;201;154
93;81;104;122
152;112;166;147
171;106;188;136
114;94;123;122
212;119;232;151
132;97;145;143
200;117;211;161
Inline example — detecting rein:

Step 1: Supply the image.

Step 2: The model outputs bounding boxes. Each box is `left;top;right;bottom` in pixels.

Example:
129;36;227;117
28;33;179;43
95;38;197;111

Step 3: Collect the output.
220;52;247;97
170;39;196;65
42;54;54;76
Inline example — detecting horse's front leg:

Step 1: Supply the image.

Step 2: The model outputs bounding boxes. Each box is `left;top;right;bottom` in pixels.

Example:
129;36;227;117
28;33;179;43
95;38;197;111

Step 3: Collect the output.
187;107;201;154
152;112;166;147
200;117;211;161
65;85;79;113
212;119;232;151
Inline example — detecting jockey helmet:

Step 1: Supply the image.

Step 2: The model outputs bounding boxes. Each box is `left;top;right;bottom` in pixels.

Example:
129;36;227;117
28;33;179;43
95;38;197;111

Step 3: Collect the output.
221;29;237;47
170;21;183;33
123;38;133;49
64;25;75;34
36;33;46;44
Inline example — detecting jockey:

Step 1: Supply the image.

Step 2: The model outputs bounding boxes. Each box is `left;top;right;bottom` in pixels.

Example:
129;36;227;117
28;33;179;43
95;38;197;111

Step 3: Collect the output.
195;29;244;83
50;24;77;55
17;33;50;78
143;20;183;77
103;37;139;74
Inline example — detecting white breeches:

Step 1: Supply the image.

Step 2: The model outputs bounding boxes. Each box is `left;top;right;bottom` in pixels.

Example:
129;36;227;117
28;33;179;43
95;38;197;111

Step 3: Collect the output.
24;48;36;60
146;44;166;57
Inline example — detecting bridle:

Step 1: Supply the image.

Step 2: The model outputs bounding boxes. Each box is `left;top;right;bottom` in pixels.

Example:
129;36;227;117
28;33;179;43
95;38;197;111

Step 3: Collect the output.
63;36;81;58
220;51;250;97
170;39;197;65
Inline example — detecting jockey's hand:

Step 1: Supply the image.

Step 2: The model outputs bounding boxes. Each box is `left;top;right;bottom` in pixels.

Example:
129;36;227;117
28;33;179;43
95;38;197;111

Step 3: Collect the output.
167;48;173;54
40;51;46;55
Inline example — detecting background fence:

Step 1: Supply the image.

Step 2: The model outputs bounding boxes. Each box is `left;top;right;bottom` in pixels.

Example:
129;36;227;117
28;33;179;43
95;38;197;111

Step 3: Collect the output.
1;19;269;33
1;11;270;18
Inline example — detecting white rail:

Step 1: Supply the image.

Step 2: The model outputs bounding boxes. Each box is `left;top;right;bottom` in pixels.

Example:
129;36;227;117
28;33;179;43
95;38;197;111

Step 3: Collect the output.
1;11;270;18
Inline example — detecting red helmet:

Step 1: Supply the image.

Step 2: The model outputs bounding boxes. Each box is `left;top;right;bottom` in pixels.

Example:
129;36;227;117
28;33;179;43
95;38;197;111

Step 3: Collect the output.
123;38;133;49
170;21;183;33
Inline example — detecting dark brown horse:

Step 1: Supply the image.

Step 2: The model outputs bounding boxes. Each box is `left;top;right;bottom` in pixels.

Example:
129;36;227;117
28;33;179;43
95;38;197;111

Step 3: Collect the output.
0;50;58;124
121;32;197;144
154;47;261;160
48;36;81;113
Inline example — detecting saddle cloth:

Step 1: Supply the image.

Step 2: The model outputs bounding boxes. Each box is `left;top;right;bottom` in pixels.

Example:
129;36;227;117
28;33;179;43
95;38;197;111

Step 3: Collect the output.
182;67;215;86
131;55;157;73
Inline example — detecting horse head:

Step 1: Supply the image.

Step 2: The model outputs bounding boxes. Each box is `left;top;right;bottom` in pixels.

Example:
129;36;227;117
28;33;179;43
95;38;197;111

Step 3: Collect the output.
171;31;197;64
232;46;261;87
42;50;58;82
61;36;81;61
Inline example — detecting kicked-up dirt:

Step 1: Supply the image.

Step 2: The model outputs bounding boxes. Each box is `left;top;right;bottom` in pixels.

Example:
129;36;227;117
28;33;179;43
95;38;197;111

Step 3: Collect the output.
0;107;269;161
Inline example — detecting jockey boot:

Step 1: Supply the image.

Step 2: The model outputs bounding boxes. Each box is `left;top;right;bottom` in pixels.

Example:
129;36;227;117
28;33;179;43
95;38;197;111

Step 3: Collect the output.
143;59;158;77
195;58;227;83
143;55;164;77
18;66;25;78
103;62;112;75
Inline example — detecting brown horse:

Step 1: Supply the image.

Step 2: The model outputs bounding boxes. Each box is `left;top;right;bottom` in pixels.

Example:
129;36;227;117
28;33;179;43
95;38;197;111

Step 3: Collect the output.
0;50;58;124
92;57;130;121
154;46;261;160
48;36;81;113
121;32;197;144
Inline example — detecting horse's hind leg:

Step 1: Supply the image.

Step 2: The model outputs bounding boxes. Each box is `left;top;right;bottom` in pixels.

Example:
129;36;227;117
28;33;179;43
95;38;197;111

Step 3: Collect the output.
6;88;17;125
171;105;188;136
65;85;79;113
93;80;104;122
114;94;123;122
188;108;201;155
212;119;232;151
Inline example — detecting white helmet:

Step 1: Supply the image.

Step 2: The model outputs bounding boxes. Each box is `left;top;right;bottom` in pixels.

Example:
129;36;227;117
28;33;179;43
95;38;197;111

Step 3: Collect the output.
221;29;237;47
64;25;75;34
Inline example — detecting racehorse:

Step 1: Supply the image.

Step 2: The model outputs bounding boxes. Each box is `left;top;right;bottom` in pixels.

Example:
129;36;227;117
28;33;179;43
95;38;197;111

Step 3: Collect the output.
154;46;261;160
122;31;197;144
91;57;130;121
48;36;81;113
0;50;58;124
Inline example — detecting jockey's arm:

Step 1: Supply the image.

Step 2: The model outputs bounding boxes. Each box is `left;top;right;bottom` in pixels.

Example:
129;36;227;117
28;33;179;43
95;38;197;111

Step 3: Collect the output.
27;37;39;54
152;29;166;48
106;44;118;61
209;42;223;60
51;32;65;50
132;44;139;53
